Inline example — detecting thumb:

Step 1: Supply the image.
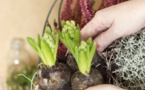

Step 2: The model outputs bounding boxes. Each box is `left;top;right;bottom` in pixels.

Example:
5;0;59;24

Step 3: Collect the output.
94;25;122;52
85;84;126;90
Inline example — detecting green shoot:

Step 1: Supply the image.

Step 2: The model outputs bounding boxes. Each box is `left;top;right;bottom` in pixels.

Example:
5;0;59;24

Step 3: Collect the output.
27;27;58;67
73;38;96;75
56;20;96;75
55;20;81;53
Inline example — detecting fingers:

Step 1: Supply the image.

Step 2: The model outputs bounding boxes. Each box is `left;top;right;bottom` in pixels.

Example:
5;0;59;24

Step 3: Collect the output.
85;84;126;90
81;11;113;40
94;25;122;52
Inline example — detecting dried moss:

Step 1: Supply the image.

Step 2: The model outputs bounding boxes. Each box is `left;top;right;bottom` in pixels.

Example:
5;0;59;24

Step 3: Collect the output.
102;28;145;90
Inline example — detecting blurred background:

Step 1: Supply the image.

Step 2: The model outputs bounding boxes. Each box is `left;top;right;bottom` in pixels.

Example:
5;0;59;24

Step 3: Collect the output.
0;0;102;89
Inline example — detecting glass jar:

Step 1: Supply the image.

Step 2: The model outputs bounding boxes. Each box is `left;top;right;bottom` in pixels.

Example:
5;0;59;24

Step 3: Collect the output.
7;38;36;90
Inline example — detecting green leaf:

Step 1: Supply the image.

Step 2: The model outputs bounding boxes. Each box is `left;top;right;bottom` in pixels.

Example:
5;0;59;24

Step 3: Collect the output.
64;39;72;53
79;50;87;75
87;43;96;72
61;20;66;27
86;37;93;48
27;37;39;53
86;45;90;62
74;46;79;64
89;43;97;60
54;34;59;60
41;40;55;66
74;30;81;45
66;39;76;54
45;27;55;41
27;37;46;64
45;26;51;34
64;33;71;40
37;34;41;47
55;30;63;40
55;30;67;47
55;31;68;52
56;30;71;52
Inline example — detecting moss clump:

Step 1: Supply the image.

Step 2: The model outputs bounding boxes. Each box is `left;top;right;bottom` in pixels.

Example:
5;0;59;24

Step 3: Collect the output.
102;28;145;90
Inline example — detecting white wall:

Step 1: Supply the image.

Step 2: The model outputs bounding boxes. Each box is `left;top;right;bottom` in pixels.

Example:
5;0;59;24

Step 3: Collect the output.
0;0;61;82
0;0;102;83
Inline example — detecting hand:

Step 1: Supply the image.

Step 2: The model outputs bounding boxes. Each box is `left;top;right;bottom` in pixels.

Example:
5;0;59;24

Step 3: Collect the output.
81;0;145;52
85;84;126;90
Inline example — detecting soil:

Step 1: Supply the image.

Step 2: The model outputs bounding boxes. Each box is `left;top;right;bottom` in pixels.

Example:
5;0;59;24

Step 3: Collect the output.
71;68;103;90
37;63;71;90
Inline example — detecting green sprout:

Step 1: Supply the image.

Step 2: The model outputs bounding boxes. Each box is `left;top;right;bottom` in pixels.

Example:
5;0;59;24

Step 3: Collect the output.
74;38;96;75
56;20;96;75
56;20;81;52
27;27;58;67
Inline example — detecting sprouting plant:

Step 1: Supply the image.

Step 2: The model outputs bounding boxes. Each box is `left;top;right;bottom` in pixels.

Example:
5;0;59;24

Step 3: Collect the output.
56;20;81;52
73;39;96;75
56;20;96;75
27;27;58;67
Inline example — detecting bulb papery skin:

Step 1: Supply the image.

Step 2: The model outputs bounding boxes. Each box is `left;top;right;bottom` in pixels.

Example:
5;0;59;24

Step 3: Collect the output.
71;68;103;90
